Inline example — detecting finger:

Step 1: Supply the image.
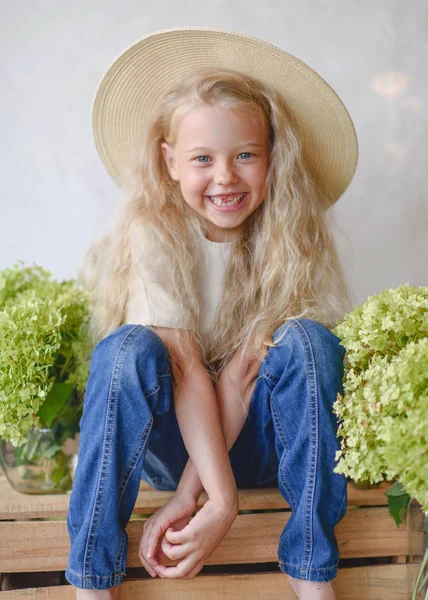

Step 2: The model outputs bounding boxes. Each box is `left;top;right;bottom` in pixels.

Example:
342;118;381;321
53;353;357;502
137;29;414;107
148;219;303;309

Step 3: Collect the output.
138;548;157;578
183;560;204;579
150;529;186;567
161;536;192;561
139;525;157;577
147;542;165;570
140;524;165;572
154;553;198;579
165;527;188;544
153;544;169;565
140;519;154;558
147;525;165;560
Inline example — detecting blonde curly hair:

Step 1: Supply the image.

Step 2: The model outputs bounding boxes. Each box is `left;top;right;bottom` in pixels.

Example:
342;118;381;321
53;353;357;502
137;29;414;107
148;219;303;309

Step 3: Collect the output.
78;67;353;385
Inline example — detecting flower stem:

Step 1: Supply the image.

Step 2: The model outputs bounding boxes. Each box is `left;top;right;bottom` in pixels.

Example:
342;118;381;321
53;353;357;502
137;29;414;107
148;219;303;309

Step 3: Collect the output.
412;547;428;600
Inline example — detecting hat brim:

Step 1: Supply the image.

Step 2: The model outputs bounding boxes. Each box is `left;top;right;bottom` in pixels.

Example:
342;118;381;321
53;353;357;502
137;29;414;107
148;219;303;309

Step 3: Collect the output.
92;26;358;206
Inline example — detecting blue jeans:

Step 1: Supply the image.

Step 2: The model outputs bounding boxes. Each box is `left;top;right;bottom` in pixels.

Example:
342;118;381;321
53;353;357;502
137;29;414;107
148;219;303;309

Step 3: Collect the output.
65;318;347;589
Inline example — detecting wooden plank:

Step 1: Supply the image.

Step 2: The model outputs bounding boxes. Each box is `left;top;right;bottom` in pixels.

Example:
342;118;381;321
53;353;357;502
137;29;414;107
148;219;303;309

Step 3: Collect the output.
0;565;422;599
0;472;394;520
0;507;423;573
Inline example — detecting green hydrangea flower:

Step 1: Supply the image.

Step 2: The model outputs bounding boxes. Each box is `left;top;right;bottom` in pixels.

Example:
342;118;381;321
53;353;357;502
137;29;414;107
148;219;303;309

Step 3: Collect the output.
0;261;92;447
332;284;428;512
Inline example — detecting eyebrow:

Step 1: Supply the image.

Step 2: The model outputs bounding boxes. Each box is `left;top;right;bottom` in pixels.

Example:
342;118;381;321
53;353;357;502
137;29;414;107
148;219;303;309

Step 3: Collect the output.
185;142;264;154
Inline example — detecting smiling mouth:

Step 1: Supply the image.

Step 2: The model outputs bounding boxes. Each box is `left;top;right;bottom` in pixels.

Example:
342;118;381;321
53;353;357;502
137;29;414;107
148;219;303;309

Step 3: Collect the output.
207;192;247;206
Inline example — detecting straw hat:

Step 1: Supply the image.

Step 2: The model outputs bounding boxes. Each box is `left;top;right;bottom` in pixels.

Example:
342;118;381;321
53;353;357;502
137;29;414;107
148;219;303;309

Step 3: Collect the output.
92;26;358;207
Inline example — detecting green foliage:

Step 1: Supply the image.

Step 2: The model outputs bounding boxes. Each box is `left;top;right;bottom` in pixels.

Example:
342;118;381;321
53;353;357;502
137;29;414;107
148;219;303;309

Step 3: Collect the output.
37;382;74;428
0;261;92;447
384;481;412;527
331;283;428;514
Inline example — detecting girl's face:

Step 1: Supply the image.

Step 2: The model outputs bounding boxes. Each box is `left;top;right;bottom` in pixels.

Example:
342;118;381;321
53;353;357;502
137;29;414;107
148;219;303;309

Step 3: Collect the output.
161;104;270;242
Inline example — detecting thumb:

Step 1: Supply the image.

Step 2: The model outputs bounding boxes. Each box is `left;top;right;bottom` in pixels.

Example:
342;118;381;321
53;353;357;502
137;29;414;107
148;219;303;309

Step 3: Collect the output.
165;527;185;542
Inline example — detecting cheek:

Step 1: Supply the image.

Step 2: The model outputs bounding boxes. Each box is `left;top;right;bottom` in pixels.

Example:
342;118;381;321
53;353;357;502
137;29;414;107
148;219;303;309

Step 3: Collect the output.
187;172;209;193
180;174;208;202
253;164;268;187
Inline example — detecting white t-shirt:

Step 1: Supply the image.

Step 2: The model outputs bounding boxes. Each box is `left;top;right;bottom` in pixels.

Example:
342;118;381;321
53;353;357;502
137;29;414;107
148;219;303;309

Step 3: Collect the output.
125;224;235;347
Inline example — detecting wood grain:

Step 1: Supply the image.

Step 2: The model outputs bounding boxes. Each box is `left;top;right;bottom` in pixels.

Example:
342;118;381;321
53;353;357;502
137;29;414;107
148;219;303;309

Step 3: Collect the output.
0;506;424;573
0;472;395;520
0;565;422;599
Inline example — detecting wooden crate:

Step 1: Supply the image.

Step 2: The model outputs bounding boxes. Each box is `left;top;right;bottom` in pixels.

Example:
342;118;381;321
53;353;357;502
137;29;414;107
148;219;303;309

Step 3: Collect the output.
0;468;425;599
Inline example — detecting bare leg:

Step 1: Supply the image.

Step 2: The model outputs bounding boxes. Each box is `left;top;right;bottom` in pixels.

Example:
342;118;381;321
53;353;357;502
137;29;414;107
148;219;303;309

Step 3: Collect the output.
287;575;336;600
75;586;120;599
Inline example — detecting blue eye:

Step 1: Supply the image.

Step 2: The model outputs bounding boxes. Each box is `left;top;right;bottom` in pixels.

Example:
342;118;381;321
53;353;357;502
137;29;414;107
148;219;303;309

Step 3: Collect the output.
194;152;253;163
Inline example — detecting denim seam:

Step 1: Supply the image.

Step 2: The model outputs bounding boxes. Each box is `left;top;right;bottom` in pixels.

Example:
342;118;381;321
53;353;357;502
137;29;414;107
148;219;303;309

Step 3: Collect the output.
138;325;174;373
270;400;296;511
263;367;279;383
114;528;126;576
248;375;279;488
270;399;288;450
270;319;318;574
144;373;171;397
292;319;319;576
118;417;154;506
144;370;171;396
82;324;140;580
277;452;297;513
67;503;77;539
335;491;347;523
263;320;297;383
114;423;154;575
145;383;160;397
66;567;126;580
135;325;172;395
278;560;338;571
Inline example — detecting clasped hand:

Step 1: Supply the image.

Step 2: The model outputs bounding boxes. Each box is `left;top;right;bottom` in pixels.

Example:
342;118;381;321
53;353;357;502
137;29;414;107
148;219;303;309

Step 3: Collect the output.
139;490;238;579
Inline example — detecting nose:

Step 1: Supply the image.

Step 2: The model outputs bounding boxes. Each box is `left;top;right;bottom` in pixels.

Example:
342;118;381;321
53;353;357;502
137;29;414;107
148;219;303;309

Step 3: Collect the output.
214;160;239;185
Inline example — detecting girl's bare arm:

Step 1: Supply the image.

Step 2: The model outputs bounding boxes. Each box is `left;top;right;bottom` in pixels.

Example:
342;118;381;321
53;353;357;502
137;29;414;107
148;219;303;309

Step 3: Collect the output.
152;327;238;509
176;343;263;502
173;366;239;508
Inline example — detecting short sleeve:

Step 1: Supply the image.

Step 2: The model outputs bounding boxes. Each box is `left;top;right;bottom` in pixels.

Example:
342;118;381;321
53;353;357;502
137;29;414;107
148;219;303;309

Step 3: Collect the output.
125;222;195;330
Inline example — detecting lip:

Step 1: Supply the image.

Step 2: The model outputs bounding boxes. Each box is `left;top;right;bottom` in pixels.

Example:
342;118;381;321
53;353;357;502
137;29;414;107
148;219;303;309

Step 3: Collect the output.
207;192;246;198
206;192;248;213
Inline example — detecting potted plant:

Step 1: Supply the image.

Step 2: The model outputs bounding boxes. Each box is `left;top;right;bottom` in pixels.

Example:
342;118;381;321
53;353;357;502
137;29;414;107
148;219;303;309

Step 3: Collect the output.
331;283;428;599
0;261;92;494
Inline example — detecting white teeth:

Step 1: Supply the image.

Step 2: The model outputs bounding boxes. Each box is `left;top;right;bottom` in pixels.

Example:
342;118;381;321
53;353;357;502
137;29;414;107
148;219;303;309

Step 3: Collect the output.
209;193;246;206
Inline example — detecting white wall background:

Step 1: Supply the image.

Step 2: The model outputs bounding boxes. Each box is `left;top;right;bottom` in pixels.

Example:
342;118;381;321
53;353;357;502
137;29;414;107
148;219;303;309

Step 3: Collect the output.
1;1;427;307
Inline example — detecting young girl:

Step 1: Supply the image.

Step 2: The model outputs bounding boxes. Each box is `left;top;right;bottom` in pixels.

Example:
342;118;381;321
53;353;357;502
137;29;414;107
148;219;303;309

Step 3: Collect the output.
66;26;358;600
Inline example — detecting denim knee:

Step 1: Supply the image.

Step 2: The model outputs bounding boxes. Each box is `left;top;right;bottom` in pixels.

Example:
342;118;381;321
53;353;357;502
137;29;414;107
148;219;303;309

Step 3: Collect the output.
90;324;173;410
94;323;171;370
94;324;169;363
273;318;343;351
271;318;345;377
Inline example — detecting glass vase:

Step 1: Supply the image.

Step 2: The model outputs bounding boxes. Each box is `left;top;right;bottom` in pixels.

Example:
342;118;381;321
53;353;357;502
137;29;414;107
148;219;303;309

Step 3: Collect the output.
0;426;77;494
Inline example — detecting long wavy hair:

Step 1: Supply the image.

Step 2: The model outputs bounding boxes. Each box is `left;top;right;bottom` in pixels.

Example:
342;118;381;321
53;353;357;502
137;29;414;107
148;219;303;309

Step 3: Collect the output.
78;67;353;387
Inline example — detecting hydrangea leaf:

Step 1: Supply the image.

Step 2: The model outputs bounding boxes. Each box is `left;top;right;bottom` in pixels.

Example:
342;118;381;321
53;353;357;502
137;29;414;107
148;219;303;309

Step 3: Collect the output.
386;492;412;527
36;382;74;428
